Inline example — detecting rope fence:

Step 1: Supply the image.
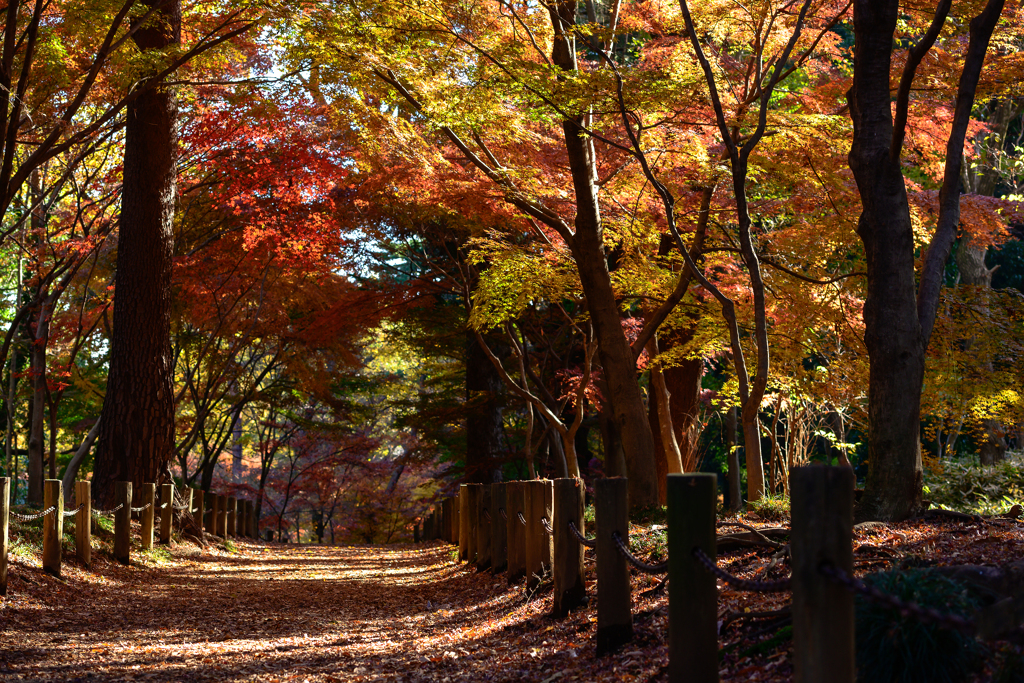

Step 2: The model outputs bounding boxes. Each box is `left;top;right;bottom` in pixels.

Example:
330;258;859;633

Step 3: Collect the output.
1;477;262;592
419;468;1021;679
567;520;596;548
9;506;56;522
612;531;667;575
693;547;790;592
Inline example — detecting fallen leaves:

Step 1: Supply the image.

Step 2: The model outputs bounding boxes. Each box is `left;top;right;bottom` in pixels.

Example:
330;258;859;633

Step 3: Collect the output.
0;514;1022;681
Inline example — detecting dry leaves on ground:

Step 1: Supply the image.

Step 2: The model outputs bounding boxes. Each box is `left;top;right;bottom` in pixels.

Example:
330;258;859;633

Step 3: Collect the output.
1;513;1023;682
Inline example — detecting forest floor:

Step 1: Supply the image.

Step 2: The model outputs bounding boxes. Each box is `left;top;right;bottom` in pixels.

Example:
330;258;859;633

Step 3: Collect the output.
2;512;1024;682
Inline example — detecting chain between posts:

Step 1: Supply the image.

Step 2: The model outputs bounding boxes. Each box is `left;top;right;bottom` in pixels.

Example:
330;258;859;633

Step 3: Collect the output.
541;516;554;536
693;547;792;592
130;502;152;513
517;511;527;526
611;530;668;575
567;520;596;548
9;506;56;522
62;504;85;517
92;503;124;516
499;508;507;521
482;508;491;523
819;562;976;635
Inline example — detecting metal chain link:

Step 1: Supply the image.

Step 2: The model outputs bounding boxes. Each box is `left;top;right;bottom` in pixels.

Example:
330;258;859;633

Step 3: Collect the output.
568;520;596;548
819;562;975;635
92;503;124;516
173;501;190;510
482;508;491;523
130;502;152;513
517;511;527;526
612;531;668;575
499;508;507;521
9;506;56;522
693;547;792;592
541;516;554;536
62;504;85;517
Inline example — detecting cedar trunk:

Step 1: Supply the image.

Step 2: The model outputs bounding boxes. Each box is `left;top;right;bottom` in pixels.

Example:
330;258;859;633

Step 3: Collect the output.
92;0;180;506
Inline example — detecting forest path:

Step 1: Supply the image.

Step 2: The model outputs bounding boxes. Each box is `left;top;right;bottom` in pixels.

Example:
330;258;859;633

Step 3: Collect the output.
1;540;564;683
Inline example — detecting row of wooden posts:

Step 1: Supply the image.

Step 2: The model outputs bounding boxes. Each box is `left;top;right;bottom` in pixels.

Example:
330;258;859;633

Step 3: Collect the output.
0;476;261;595
421;467;858;683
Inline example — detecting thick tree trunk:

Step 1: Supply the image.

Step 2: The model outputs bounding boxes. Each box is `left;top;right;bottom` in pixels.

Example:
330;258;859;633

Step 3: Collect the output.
92;0;180;506
849;0;1004;520
465;331;503;483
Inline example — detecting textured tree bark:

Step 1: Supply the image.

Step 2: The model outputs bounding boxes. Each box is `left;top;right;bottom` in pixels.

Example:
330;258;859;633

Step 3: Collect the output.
544;0;658;510
92;0;180;507
465;331;503;483
849;0;1005;520
848;3;926;520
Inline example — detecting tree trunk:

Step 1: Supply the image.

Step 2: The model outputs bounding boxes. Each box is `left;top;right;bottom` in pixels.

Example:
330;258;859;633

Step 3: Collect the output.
26;298;51;505
725;406;742;512
848;0;1004;520
92;0;180;506
847;2;927;521
465;331;503;483
545;0;658;510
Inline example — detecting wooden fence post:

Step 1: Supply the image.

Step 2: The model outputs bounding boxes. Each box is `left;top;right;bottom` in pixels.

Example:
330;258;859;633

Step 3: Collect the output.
216;494;227;537
75;480;91;567
42;479;64;577
596;477;632;655
193;488;205;538
159;483;173;544
668;473;718;682
447;497;455;544
439;499;448;543
250;501;258;538
490;483;507;573
476;484;491;571
525;479;553;592
458;485;469;561
227;496;237;537
241;500;250;538
204;491;216;534
0;477;8;595
140;483;156;550
506;481;526;584
552;477;586;617
466;484;481;564
114;481;132;565
791;465;855;683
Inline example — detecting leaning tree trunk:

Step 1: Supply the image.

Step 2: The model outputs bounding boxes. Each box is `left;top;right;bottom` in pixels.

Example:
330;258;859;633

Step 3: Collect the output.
92;0;180;506
542;0;659;510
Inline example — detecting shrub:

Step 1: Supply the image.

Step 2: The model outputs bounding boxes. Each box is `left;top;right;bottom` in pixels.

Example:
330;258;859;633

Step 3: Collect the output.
855;569;984;683
923;452;1024;515
749;493;789;521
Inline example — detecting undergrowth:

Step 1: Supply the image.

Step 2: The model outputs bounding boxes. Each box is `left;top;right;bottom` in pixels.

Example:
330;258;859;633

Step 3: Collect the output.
855;568;984;683
749;493;790;521
923;452;1024;515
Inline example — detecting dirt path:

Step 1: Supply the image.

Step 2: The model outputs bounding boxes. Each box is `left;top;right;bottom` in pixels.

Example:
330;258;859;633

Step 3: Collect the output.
1;540;659;682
